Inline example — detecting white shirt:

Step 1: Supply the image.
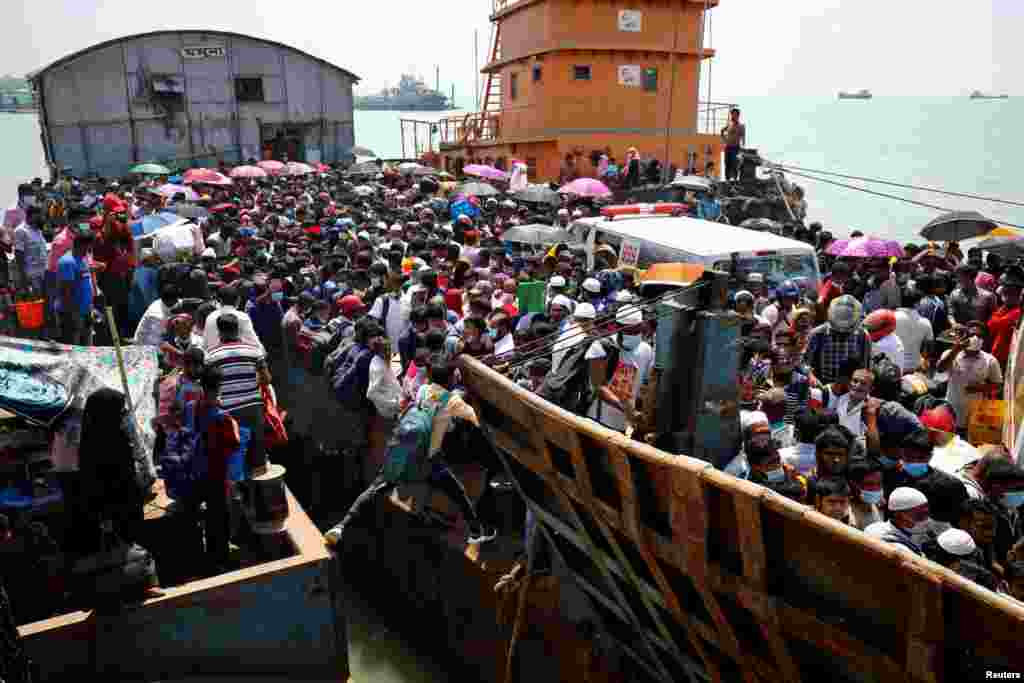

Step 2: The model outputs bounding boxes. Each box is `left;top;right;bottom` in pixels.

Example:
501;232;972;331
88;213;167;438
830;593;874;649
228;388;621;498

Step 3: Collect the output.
369;293;406;350
942;349;1003;429
873;333;906;373
585;339;654;433
893;307;933;372
494;332;515;356
833;393;867;439
203;304;265;352
367;355;402;420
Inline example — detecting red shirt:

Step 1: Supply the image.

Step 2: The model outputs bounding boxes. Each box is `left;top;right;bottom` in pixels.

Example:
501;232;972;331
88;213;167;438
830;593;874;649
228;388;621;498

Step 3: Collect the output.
987;304;1021;369
92;219;136;277
817;278;843;311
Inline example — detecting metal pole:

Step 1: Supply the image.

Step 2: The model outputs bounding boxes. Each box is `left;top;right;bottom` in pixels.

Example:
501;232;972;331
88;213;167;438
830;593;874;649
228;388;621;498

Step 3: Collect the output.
661;7;681;181
475;30;480;111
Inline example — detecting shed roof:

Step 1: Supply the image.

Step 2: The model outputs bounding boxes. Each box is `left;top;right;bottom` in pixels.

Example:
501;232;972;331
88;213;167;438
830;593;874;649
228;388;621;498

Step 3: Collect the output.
26;29;360;83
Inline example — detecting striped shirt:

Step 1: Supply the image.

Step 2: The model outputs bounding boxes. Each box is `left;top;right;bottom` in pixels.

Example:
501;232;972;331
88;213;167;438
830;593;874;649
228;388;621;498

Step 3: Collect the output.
204;341;266;413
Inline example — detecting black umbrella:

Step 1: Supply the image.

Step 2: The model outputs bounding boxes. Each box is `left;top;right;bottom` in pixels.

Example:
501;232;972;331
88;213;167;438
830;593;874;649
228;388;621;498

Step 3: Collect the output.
920;211;998;242
975;233;1024;257
514;185;560;206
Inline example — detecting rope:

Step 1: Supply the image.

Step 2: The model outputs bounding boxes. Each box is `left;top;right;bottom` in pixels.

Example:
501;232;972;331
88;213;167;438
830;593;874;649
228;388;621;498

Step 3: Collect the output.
776;167;1024;231
770;162;1024;209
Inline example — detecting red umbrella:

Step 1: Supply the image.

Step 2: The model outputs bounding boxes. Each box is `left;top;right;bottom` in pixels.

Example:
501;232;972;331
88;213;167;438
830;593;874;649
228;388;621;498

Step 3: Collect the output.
209;202;237;213
257;160;286;175
315;163;329;173
183;168;232;186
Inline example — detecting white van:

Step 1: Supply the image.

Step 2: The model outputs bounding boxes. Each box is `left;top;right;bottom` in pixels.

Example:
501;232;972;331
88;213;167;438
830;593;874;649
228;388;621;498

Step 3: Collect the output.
570;210;821;292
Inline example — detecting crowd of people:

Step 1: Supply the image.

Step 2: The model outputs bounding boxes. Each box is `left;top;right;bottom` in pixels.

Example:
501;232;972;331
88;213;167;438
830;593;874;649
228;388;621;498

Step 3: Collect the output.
0;155;1023;653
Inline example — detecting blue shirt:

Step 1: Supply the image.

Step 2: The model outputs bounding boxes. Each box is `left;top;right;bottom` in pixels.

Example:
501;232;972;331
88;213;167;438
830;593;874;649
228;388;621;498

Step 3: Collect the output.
57;252;93;315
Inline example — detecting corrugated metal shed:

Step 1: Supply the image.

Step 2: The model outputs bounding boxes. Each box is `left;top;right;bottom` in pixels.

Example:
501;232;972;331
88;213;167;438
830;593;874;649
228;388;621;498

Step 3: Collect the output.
28;30;360;178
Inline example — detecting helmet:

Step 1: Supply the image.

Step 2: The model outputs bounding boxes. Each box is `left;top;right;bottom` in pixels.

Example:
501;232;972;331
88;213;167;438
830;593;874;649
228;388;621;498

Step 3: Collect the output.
828;295;863;334
777;280;800;299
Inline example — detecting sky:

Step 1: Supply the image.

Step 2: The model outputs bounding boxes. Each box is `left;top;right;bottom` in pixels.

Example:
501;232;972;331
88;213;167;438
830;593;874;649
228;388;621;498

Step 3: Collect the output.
4;0;1021;98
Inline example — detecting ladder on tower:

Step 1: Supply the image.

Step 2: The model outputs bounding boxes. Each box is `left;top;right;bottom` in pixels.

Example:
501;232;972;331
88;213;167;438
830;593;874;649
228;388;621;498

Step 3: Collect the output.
467;15;503;143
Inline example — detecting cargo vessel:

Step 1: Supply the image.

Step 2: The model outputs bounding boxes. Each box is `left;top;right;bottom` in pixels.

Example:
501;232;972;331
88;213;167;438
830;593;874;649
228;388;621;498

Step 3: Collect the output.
355;73;453;111
970;90;1009;99
838;89;872;100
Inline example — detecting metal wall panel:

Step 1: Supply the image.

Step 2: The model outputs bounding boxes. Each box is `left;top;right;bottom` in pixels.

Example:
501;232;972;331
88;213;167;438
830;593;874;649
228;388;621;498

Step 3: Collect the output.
262;76;286;104
128;34;183;76
70;46;129;123
231;39;283;76
84;123;134;176
42;68;81;126
136;119;190;166
282;52;322;121
48;125;87;175
321;69;352;117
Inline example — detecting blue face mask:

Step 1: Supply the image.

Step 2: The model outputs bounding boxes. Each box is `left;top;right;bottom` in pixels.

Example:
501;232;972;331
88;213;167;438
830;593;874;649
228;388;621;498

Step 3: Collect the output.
1002;491;1024;509
860;489;883;505
902;461;929;478
271;291;284;302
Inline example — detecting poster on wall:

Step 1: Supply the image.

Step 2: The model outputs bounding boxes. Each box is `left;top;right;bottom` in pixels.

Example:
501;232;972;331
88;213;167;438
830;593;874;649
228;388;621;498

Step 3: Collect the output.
618;65;642;87
618;10;642;32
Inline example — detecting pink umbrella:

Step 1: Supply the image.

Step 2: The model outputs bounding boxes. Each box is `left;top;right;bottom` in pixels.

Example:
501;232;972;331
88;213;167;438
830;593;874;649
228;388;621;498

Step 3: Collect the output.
283;161;315;176
558;178;612;198
230;165;268;179
154;184;200;201
826;236;905;259
463;164;509;182
257;160;285;174
183;168;233;186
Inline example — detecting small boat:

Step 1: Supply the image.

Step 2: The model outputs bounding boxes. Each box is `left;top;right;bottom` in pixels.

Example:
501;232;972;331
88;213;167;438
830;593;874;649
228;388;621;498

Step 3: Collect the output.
838;89;872;100
970;90;1010;99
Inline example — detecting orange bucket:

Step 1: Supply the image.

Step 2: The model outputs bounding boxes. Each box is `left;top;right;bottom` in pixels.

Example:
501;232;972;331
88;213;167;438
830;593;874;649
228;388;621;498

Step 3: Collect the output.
14;299;45;330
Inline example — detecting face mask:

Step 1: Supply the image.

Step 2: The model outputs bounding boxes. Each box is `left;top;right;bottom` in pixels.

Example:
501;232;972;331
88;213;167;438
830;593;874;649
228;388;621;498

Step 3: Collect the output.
902;461;929;478
271;291;284;302
860;489;883;505
621;334;642;350
1001;491;1024;509
764;467;786;483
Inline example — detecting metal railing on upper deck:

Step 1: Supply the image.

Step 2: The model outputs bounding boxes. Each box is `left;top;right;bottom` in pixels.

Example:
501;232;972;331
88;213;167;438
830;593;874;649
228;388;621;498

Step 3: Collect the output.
698;101;736;136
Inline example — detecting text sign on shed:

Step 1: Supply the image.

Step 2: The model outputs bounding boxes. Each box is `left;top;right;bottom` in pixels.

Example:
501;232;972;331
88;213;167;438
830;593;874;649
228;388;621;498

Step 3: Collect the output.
618;10;642;32
619;239;641;267
181;45;226;59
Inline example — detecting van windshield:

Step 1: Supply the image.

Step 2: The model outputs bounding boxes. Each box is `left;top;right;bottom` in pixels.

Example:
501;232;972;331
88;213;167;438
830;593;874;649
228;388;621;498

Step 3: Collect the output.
712;253;820;291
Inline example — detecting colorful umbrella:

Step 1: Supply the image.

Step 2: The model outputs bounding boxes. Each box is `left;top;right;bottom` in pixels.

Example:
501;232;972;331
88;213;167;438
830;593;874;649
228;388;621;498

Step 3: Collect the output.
463;164;509;182
257;160;285;174
153;184;199;201
826;236;905;258
229;165;268;179
920;211;998;242
130;162;171;175
558;178;612;198
183;168;232;186
283;161;315;176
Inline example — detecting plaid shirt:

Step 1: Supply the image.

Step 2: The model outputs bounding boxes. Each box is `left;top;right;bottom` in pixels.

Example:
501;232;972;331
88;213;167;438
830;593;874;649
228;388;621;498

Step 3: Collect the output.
804;323;870;384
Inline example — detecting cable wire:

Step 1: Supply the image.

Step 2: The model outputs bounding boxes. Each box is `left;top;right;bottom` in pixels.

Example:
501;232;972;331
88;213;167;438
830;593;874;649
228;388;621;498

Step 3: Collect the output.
770;162;1024;209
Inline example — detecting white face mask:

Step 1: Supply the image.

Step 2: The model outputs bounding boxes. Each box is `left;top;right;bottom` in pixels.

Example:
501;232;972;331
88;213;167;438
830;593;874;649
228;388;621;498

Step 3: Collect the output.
621;334;642;350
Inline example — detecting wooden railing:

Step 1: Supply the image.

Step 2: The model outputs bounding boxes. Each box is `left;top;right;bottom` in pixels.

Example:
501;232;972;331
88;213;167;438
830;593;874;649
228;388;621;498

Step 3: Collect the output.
459;355;1024;683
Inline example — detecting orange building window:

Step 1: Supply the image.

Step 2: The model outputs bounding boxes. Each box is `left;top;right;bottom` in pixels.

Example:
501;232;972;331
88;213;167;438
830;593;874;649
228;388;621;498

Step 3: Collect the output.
572;65;591;81
532;64;542;83
509;72;518;101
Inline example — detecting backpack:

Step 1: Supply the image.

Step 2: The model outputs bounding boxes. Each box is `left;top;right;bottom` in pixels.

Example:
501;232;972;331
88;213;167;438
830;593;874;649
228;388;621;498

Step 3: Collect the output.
331;344;374;410
539;338;620;414
380;391;451;483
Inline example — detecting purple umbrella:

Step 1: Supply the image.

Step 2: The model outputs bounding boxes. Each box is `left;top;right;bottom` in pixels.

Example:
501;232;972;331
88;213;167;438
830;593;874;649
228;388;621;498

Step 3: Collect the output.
154;184;199;201
463;164;508;182
558;178;612;198
826;236;905;259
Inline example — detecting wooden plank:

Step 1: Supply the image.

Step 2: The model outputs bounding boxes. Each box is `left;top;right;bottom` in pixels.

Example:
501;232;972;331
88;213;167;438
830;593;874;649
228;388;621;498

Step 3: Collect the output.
903;561;944;683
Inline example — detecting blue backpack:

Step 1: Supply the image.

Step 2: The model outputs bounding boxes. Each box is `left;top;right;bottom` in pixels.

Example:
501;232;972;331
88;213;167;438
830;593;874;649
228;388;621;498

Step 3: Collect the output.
380;391;451;483
331;344;374;410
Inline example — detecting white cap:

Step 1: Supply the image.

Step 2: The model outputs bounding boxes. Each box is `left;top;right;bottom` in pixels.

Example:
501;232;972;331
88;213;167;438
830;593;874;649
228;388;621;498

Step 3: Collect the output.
357;230;371;240
937;528;977;556
557;208;570;217
582;277;602;293
888;487;929;512
574;302;597;319
202;247;216;258
747;273;764;284
572;210;583;218
740;410;769;432
377;221;388;231
551;294;573;310
615;290;635;303
549;276;566;288
735;289;754;302
616;305;643;326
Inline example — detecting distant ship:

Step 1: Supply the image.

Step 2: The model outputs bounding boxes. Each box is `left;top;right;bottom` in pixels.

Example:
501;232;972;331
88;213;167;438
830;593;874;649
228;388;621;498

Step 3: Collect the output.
970;90;1009;100
0;90;37;113
355;74;453;111
838;89;872;100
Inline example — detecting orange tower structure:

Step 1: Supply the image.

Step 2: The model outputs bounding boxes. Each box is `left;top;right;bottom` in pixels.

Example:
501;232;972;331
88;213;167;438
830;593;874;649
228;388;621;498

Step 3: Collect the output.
429;0;731;182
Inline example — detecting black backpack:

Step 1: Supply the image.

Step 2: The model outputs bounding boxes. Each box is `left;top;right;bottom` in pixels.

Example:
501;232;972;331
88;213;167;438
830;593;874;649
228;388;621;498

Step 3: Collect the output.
539;338;620;414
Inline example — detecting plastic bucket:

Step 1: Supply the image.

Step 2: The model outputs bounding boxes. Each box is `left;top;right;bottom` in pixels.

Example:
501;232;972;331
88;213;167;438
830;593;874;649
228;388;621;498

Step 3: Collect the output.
14;299;45;330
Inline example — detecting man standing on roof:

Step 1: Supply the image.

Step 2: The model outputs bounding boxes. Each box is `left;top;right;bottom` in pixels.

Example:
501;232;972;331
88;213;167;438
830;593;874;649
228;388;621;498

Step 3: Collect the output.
720;108;746;182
